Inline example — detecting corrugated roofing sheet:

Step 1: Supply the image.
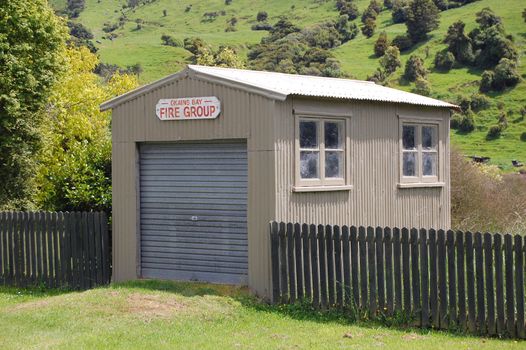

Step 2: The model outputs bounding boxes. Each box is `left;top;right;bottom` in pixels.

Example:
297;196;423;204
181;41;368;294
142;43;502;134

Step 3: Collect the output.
189;65;457;109
100;65;458;110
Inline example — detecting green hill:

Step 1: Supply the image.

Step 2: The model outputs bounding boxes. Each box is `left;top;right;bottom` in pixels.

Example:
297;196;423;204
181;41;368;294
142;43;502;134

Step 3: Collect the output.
53;0;526;171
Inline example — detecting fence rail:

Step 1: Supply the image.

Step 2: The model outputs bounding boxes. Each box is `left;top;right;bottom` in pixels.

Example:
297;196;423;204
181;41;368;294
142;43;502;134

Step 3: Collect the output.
0;211;110;289
270;221;526;339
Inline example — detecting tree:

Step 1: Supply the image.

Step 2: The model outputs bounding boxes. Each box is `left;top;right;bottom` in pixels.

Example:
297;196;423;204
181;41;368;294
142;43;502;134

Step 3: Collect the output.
336;0;360;20
475;7;502;30
392;34;412;51
405;0;440;43
196;46;245;68
392;0;408;23
384;0;394;9
374;32;389;57
413;76;431;96
444;21;474;65
35;46;138;212
380;46;401;74
434;50;455;71
0;0;67;209
491;58;520;91
257;11;268;22
404;55;428;81
368;0;382;14
361;6;378;23
335;15;359;43
361;18;376;38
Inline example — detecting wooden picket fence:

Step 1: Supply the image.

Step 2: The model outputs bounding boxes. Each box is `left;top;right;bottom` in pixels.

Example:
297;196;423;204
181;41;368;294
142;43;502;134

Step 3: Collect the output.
270;222;526;339
0;211;111;289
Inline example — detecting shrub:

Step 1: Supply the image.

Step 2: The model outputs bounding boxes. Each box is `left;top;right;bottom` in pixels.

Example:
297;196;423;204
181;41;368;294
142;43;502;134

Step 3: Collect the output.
434;50;454;70
459;113;475;132
413;77;431;96
361;6;378;23
492;58;520;91
257;11;268;22
479;70;494;92
337;0;360;20
405;0;440;43
102;22;119;33
384;0;394;9
163;9;167;16
392;0;408;23
367;68;388;84
251;23;272;31
225;0;232;4
380;46;401;74
450;113;463;129
374;32;389;57
487;124;502;139
444;20;474;65
520;132;526;142
335;15;358;42
433;0;448;11
361;18;376;38
469;93;490;111
404;55;427;82
368;0;382;14
392;34;412;51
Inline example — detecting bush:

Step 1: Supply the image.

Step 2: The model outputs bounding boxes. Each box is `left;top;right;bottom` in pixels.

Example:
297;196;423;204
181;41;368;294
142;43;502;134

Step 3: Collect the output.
380;46;401;74
102;22;119;33
404;55;427;82
251;23;272;31
413;77;431;96
384;0;394;9
459;113;475;132
337;0;360;20
520;132;526;142
392;0;408;23
433;0;448;11
492;58;520;91
434;50;454;70
361;6;378;23
361;18;376;38
405;0;440;43
469;93;491;111
479;70;494;92
374;32;389;57
487;124;502;139
392;34;412;51
257;11;268;22
444;20;474;65
450;113;463;129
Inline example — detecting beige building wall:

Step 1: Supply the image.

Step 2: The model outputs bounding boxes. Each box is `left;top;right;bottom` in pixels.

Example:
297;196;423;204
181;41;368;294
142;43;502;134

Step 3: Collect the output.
111;76;276;297
273;97;451;229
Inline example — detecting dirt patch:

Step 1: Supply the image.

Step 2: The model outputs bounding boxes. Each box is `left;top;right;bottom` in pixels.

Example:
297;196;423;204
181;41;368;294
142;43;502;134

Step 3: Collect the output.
10;299;51;312
126;293;184;321
402;332;425;341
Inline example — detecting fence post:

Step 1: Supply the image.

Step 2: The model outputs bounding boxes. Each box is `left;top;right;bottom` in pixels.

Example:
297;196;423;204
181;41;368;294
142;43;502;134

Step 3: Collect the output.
384;227;393;315
494;233;505;336
465;231;476;333
447;230;457;329
438;229;448;329
294;223;303;301
318;224;328;309
505;234;515;338
515;235;525;339
420;228;429;328
456;231;466;331
484;232;495;336
429;229;438;328
287;223;296;303
410;228;420;326
301;224;311;300
325;225;335;307
359;226;368;310
278;222;288;304
376;227;385;313
351;226;360;308
334;225;343;307
401;228;411;317
393;228;402;312
367;227;376;316
310;224;319;308
342;226;351;306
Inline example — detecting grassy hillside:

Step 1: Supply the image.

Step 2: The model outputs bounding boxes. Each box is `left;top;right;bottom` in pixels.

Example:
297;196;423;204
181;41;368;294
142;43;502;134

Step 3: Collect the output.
57;0;526;170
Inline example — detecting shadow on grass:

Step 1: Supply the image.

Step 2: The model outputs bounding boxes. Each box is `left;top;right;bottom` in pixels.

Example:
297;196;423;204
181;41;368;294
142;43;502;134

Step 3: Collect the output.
111;279;512;341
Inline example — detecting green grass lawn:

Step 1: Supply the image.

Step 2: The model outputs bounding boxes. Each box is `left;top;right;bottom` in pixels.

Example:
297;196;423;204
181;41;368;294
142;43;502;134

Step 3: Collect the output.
0;280;524;349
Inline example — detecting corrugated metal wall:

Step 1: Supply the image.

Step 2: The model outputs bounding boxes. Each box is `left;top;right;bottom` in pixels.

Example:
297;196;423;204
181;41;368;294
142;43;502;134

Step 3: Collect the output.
111;77;276;297
273;97;450;229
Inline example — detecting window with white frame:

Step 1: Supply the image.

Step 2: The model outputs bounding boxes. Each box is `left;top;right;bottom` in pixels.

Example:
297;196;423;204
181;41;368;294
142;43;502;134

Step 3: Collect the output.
296;117;348;189
400;121;440;184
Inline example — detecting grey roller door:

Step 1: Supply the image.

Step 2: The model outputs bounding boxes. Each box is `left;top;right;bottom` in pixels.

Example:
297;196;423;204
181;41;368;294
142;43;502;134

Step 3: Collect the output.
139;142;248;284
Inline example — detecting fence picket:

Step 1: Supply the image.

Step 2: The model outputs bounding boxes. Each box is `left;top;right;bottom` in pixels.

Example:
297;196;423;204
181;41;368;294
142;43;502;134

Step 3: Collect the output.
420;229;429;328
294;223;303;300
29;212;37;283
294;223;303;301
411;228;420;326
318;224;328;309
402;228;411;317
514;235;525;339
385;227;393;315
504;234;515;338
466;232;476;333
278;222;288;303
484;233;495;336
334;225;343;307
310;224;319;308
447;230;457;329
302;224;311;300
94;212;103;285
100;212;110;284
475;232;485;335
350;226;359;308
13;212;21;285
367;227;376;315
393;228;402;312
23;212;30;286
429;229;438;328
6;212;14;284
88;213;97;288
270;222;279;303
376;227;385;312
287;223;296;303
325;225;335;306
0;212;6;283
495;233;505;336
359;226;367;310
438;229;448;329
456;231;466;331
342;226;351;305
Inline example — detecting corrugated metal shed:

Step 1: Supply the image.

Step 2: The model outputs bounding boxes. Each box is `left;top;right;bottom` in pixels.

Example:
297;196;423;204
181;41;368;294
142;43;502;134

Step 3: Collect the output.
101;65;458;111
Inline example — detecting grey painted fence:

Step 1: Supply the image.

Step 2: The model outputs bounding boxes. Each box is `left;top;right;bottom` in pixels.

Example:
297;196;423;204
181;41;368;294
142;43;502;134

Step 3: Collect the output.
0;211;110;289
270;221;526;339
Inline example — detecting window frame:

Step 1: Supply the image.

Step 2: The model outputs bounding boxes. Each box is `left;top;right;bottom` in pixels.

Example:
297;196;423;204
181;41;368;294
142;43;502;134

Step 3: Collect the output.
398;116;443;187
294;114;351;191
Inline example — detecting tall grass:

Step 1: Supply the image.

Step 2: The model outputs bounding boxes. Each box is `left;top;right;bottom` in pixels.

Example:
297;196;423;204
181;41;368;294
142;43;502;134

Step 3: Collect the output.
451;148;526;234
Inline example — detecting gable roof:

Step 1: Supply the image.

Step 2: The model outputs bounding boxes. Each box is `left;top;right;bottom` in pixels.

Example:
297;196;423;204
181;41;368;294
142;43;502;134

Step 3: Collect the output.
100;65;458;111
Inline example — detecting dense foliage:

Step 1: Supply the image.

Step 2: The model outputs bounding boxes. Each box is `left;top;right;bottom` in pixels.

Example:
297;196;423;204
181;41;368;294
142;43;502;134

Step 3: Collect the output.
35;47;138;212
403;55;428;82
405;0;440;43
0;0;67;209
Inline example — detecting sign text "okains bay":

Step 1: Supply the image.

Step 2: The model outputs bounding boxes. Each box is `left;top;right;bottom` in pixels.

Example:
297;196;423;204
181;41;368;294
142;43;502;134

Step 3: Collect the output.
155;96;221;120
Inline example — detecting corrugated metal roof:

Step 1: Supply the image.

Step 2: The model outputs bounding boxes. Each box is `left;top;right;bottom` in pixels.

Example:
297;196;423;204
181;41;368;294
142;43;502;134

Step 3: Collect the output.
101;65;458;111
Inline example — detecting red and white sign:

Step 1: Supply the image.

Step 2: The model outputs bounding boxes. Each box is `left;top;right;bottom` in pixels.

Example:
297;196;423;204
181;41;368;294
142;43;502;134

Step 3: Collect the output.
155;96;221;121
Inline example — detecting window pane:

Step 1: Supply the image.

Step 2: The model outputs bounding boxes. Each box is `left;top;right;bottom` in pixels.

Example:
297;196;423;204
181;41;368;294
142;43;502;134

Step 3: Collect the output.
402;125;416;150
325;121;343;149
300;121;318;148
423;152;437;176
300;151;319;179
422;126;437;150
403;152;417;177
325;151;343;178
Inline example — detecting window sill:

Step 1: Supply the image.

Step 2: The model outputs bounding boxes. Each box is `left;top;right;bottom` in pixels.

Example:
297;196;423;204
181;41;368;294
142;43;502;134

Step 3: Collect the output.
292;185;353;193
397;182;445;189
